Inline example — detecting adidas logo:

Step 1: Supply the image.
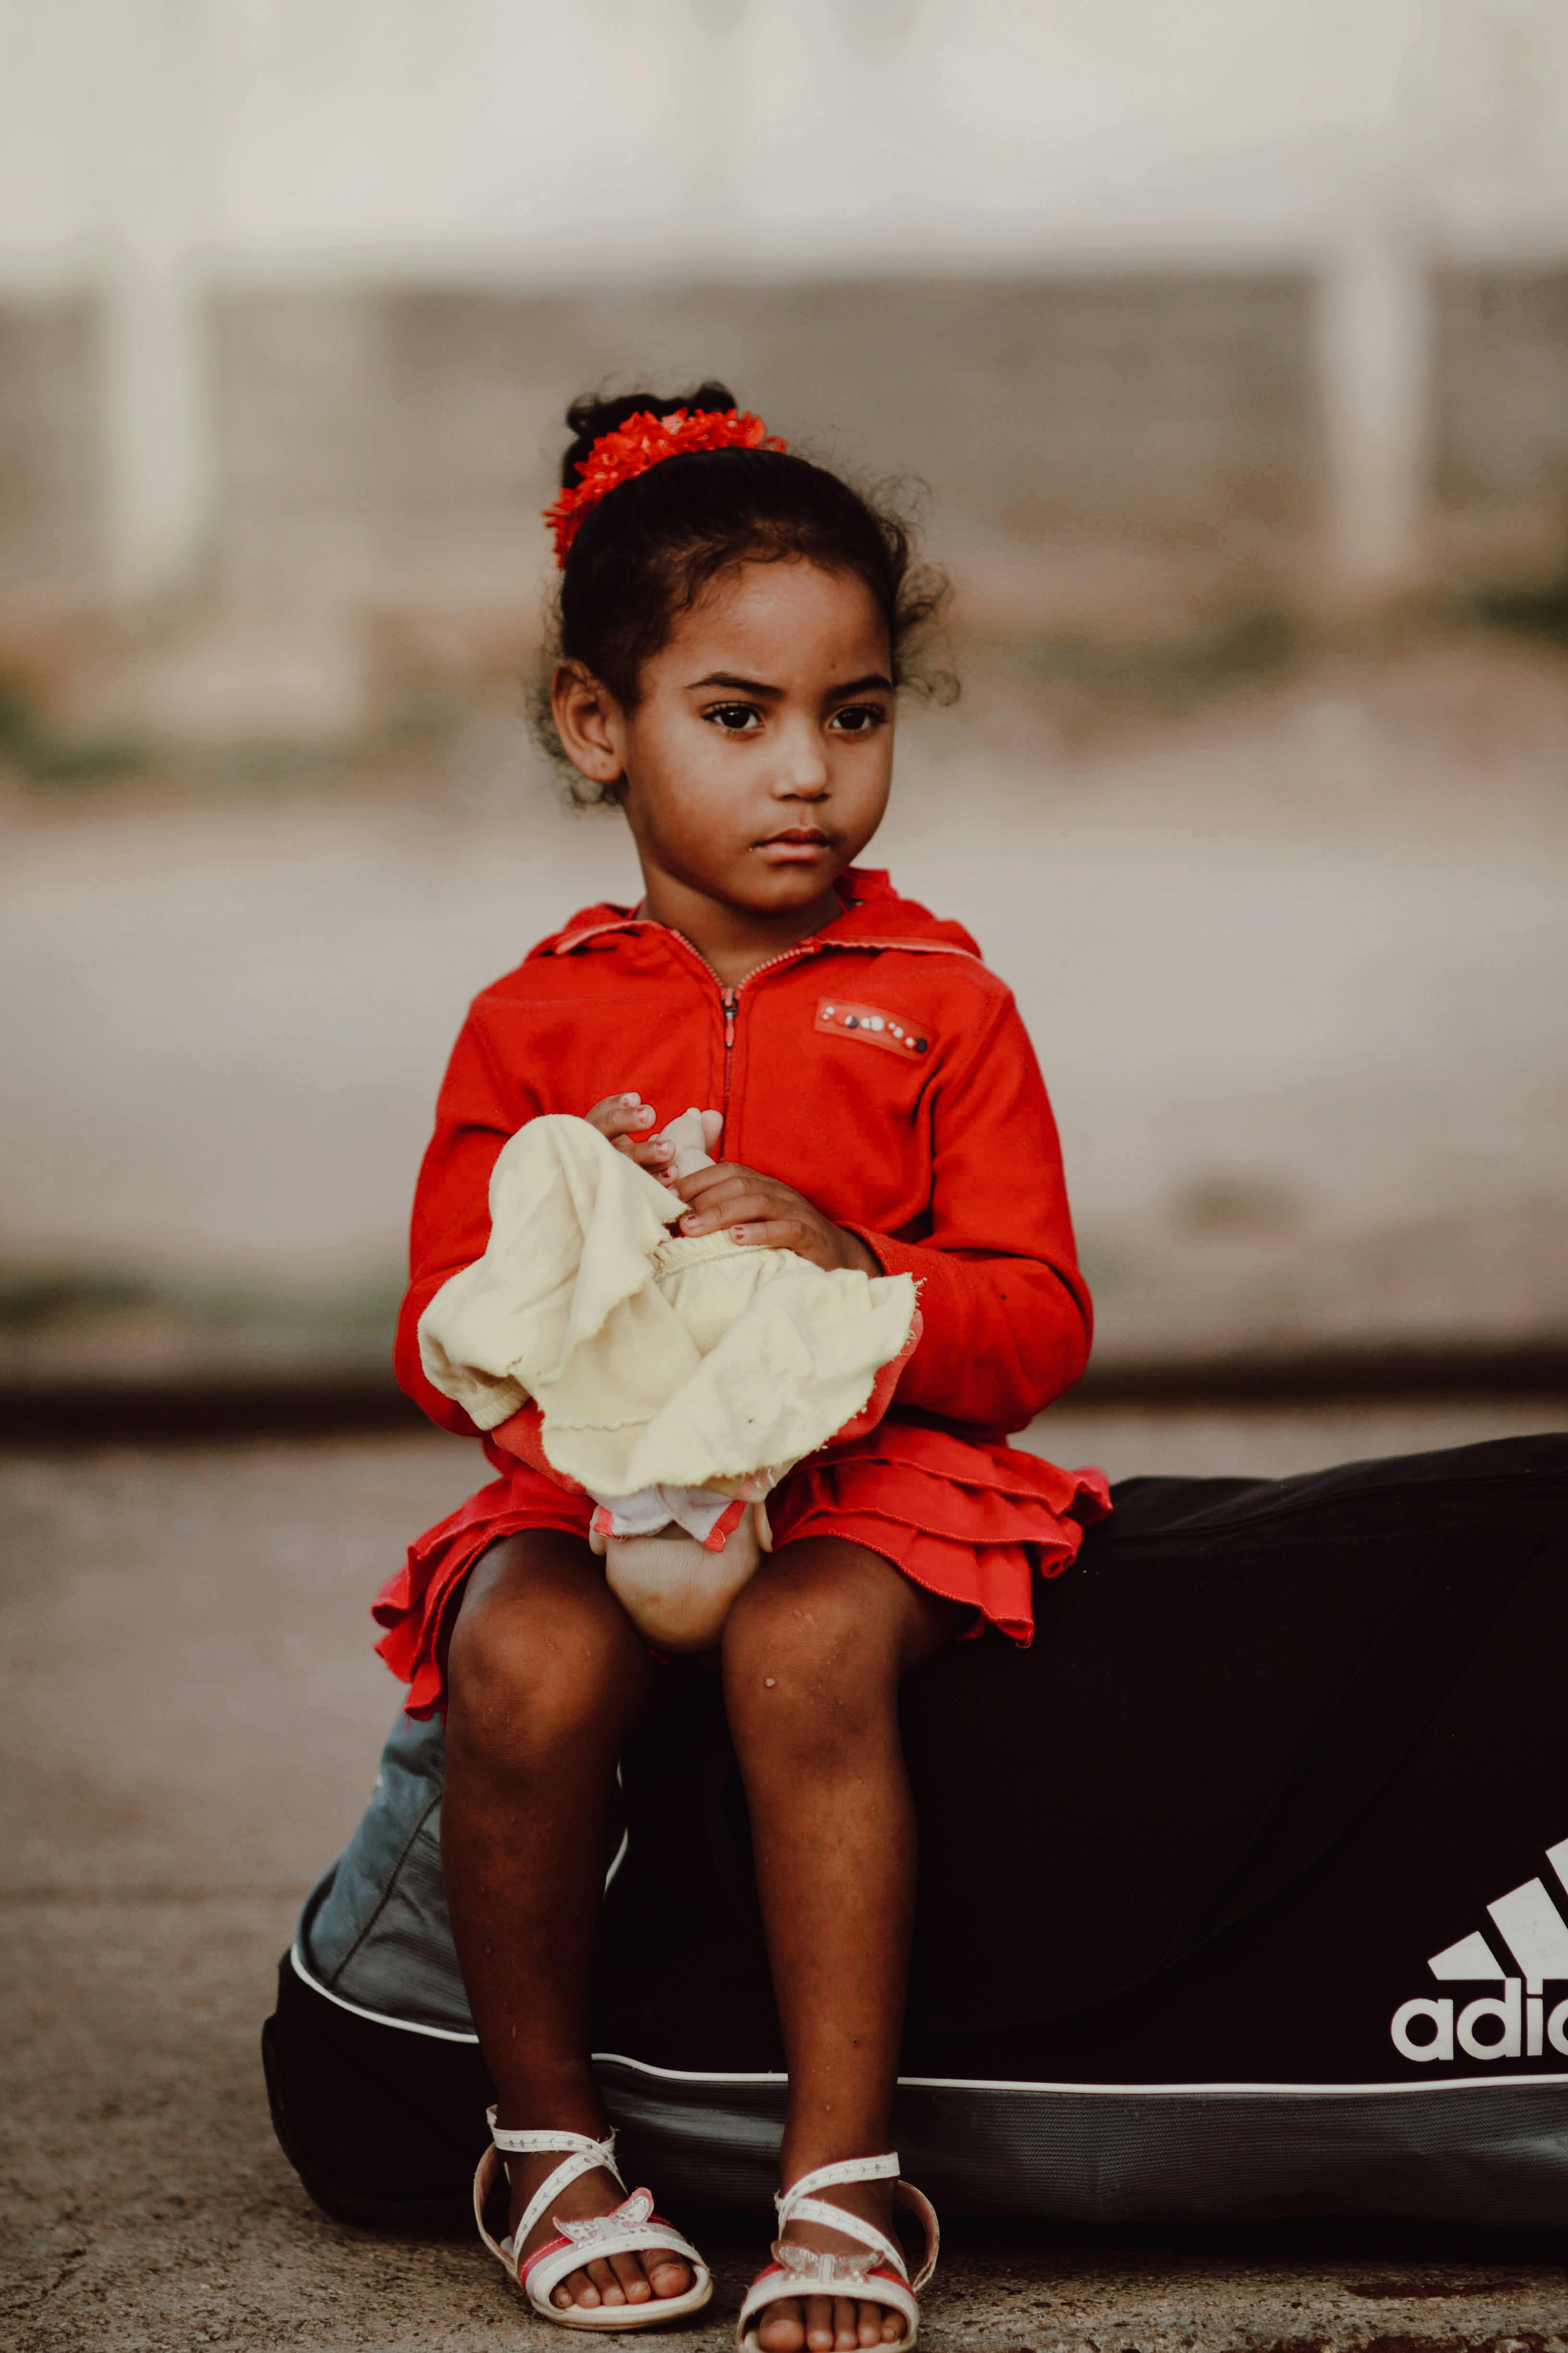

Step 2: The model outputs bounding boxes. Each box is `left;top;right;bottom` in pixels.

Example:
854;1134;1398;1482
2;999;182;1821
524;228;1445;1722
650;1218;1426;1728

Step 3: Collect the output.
1391;1834;1568;2063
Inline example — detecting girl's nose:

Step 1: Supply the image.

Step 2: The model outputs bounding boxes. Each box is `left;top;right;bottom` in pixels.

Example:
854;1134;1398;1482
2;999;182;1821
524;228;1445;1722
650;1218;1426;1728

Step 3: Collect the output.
770;728;830;797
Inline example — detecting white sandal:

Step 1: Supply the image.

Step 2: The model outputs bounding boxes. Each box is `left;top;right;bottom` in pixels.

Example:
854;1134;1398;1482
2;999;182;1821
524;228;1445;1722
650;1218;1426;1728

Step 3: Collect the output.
736;2153;939;2353
473;2113;713;2330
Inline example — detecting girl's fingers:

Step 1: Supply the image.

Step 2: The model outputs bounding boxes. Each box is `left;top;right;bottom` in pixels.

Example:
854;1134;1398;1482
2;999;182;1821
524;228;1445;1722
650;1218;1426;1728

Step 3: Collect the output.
672;1159;752;1206
674;1160;828;1244
682;1194;772;1236
587;1091;657;1139
676;1169;770;1217
610;1132;674;1172
722;1219;798;1251
678;1174;757;1215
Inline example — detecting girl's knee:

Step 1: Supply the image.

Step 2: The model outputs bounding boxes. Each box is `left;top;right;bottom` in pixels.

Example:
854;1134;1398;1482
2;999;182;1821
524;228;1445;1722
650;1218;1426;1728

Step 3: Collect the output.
447;1552;645;1757
723;1552;892;1725
726;1559;834;1653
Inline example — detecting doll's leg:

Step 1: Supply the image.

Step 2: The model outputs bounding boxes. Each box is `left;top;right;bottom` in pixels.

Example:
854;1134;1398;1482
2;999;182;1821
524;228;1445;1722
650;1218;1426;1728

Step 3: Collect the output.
443;1529;695;2315
722;1539;964;2353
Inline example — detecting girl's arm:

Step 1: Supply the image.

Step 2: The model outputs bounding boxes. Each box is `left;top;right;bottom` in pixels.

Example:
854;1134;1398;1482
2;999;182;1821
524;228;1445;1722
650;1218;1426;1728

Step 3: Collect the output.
401;988;1090;1441
840;990;1092;1432
395;1014;533;1437
395;1018;672;1435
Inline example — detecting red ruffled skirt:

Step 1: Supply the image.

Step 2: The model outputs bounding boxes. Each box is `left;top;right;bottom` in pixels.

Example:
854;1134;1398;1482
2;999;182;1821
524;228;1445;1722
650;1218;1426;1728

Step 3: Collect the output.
373;1419;1111;1720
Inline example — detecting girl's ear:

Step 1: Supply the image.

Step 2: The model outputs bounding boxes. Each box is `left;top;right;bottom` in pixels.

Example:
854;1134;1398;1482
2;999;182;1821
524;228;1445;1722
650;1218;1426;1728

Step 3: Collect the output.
551;660;626;794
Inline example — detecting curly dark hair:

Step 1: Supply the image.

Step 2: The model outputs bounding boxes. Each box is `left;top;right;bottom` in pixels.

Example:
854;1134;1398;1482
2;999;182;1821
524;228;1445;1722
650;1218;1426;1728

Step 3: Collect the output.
535;382;954;803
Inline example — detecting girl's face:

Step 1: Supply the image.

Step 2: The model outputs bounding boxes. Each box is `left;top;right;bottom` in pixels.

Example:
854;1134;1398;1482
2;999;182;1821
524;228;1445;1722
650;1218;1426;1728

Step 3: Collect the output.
554;559;894;923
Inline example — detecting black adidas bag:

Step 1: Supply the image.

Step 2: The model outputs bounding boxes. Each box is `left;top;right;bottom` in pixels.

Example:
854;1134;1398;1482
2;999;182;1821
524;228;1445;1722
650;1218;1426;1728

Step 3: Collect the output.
264;1433;1568;2230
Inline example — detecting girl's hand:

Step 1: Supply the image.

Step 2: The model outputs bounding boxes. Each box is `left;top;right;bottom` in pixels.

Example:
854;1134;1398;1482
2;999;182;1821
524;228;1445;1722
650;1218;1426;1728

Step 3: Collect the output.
673;1162;879;1274
585;1092;678;1185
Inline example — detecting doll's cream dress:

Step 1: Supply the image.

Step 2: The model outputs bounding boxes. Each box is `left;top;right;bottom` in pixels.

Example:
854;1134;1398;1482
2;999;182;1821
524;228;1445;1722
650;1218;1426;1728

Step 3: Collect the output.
417;1111;918;1647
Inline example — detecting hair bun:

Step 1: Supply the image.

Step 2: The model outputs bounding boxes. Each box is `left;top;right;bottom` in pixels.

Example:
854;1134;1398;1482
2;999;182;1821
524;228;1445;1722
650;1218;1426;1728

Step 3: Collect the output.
558;383;741;489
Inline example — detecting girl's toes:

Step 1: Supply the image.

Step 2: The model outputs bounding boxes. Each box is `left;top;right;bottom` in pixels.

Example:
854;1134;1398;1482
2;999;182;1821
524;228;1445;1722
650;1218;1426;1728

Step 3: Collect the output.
555;2267;597;2309
646;2254;692;2300
881;2310;903;2343
805;2294;835;2351
609;2251;651;2303
586;2256;624;2305
857;2304;885;2348
756;2302;806;2352
833;2296;858;2349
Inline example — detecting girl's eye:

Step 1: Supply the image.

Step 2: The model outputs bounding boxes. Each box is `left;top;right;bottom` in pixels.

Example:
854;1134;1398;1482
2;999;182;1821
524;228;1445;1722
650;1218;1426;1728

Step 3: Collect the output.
828;703;887;735
704;702;762;734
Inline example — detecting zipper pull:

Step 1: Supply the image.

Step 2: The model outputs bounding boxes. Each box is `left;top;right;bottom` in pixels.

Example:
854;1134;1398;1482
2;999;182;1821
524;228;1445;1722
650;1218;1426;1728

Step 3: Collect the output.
721;986;737;1049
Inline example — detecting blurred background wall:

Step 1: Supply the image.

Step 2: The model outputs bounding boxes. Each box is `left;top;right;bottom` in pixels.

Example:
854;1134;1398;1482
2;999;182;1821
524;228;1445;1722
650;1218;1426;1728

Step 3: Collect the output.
1;0;1566;1401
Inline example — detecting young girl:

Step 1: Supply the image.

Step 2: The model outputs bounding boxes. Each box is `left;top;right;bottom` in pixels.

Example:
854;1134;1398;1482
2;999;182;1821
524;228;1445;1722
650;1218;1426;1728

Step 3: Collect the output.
372;386;1104;2352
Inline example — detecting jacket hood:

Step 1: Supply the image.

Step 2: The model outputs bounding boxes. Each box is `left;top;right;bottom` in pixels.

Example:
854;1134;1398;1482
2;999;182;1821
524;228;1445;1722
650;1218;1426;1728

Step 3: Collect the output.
537;867;983;962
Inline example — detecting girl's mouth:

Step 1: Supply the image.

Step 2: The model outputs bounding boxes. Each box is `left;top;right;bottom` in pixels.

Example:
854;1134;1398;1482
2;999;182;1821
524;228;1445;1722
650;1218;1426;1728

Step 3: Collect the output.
757;828;832;864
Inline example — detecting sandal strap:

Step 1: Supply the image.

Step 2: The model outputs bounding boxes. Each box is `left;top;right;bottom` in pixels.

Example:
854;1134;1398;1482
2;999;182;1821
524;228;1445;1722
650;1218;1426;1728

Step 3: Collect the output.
523;2197;707;2309
488;2115;617;2161
738;2260;918;2353
895;2178;941;2296
737;2156;938;2349
780;2199;906;2279
483;2110;624;2253
775;2154;906;2279
776;2153;899;2210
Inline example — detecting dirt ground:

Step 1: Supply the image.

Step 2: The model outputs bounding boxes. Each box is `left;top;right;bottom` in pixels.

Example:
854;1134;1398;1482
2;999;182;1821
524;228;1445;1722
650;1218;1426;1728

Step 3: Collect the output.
5;1402;1568;2352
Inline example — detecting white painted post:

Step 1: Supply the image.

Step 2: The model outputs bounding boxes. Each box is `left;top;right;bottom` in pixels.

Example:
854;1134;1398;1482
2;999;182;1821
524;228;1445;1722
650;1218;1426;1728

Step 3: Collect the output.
98;1;217;609
1315;224;1433;598
102;251;215;607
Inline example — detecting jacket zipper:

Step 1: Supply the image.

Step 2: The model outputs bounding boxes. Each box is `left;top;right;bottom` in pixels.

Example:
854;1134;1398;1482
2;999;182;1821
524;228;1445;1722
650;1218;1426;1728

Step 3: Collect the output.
551;915;969;1125
701;942;822;1125
720;986;738;1115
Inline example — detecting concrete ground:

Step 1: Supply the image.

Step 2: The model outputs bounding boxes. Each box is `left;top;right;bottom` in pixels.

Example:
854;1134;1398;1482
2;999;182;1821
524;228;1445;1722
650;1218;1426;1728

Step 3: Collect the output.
5;1402;1568;2352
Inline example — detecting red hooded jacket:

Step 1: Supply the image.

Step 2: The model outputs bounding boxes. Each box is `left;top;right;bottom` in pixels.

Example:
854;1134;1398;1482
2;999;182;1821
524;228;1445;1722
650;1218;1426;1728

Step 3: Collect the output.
395;866;1090;1444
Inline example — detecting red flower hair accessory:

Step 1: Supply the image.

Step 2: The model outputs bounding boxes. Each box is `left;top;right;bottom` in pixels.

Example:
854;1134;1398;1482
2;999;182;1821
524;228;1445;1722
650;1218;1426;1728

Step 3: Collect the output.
543;406;787;566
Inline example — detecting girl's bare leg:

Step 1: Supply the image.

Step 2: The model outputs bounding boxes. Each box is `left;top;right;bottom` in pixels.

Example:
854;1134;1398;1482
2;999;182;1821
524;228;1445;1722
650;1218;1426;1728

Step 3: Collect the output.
722;1539;964;2353
442;1529;695;2315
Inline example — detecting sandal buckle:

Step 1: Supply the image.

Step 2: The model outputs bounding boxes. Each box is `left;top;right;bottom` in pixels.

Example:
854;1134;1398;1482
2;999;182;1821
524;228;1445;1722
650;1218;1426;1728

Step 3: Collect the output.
557;2187;654;2243
772;2240;877;2286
